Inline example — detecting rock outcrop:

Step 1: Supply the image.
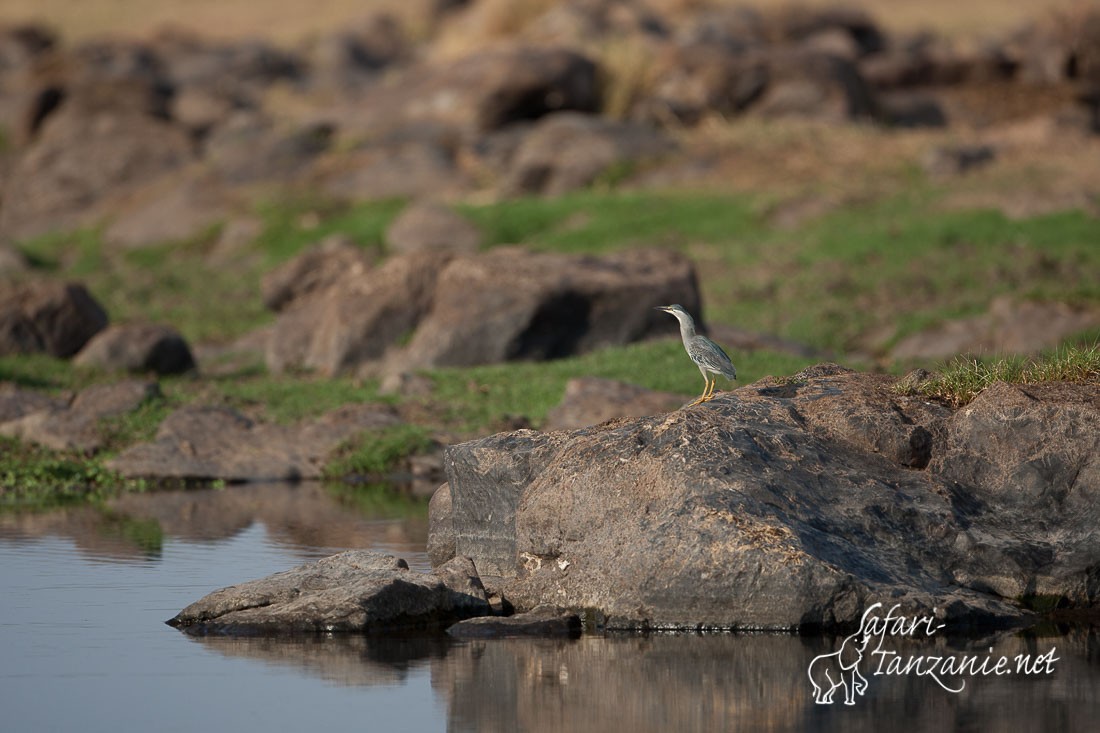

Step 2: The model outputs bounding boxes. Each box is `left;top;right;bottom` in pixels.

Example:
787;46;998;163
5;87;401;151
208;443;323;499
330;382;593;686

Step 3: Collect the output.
0;380;160;452
106;403;401;481
400;246;701;369
168;551;490;634
0;281;108;358
262;246;701;375
434;366;1098;630
74;323;196;375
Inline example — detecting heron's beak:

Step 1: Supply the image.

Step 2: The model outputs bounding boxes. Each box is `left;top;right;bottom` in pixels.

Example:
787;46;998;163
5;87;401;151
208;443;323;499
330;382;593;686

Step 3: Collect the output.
654;306;669;312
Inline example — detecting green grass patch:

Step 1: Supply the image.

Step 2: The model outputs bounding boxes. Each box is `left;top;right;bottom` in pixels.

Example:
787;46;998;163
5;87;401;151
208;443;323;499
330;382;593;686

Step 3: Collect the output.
254;196;400;264
212;373;387;423
900;342;1100;406
426;339;818;433
323;424;435;480
458;191;764;253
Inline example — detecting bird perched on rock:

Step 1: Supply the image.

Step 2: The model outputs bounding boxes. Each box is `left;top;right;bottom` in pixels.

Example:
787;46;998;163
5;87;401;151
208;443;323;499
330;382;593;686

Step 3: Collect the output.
656;304;737;405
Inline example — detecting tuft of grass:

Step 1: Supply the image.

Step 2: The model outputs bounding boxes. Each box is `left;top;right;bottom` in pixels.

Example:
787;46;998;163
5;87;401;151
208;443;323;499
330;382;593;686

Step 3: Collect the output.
323;424;435;480
597;36;658;120
900;342;1100;406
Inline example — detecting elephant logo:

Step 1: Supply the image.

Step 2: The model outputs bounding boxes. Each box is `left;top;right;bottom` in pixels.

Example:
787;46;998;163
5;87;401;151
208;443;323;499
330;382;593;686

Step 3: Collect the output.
807;629;871;705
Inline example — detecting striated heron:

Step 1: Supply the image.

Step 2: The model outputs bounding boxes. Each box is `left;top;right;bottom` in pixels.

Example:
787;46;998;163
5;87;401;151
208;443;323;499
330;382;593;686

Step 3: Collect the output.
656;304;737;405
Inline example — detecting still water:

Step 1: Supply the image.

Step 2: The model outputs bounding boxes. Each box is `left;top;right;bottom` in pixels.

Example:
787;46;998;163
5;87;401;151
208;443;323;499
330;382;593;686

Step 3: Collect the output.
1;482;1098;733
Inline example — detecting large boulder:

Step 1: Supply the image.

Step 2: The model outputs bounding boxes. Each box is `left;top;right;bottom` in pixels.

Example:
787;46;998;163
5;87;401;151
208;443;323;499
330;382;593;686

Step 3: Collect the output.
338;44;599;137
168;551;490;634
266;252;442;376
501;112;674;196
263;246;700;375
401;247;701;368
930;381;1100;602
0;82;194;241
260;235;373;312
0;281;107;358
436;366;1099;630
74;323;196;375
106;403;401;482
641;42;876;124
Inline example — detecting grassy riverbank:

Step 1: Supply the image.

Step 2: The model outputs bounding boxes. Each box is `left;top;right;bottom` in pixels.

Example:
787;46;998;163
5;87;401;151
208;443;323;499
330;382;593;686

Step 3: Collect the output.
4;186;1100;506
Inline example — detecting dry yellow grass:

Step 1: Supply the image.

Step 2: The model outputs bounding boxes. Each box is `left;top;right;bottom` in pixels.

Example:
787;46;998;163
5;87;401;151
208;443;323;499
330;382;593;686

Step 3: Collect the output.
0;0;1083;45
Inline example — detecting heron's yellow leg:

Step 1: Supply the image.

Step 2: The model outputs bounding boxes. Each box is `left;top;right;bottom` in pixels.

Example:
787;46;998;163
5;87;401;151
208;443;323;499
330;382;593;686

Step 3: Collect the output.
689;374;709;405
700;376;715;402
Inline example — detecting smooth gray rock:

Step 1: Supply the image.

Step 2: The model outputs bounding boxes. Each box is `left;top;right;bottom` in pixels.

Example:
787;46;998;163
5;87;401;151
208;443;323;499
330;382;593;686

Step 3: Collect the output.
437;366;1100;630
168;551;490;634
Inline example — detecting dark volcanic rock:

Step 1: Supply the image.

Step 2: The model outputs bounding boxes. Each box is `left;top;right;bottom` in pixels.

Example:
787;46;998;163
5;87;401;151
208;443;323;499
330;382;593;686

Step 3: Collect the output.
169;551;491;634
435;368;1100;630
544;377;685;431
447;604;581;638
0;281;108;358
74;323;196;375
106;403;401;482
401;247;701;369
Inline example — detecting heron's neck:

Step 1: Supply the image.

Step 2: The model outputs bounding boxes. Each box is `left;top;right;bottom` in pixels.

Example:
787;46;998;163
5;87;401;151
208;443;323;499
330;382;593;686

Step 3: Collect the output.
676;317;696;341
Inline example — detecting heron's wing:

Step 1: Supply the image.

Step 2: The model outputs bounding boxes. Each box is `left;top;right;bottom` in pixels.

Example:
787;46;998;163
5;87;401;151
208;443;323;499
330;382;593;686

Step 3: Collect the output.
691;336;738;379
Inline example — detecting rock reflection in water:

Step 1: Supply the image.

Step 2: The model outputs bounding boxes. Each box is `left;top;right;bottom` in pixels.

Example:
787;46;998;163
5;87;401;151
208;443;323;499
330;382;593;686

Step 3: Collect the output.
186;634;451;688
0;481;428;565
176;626;1100;732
